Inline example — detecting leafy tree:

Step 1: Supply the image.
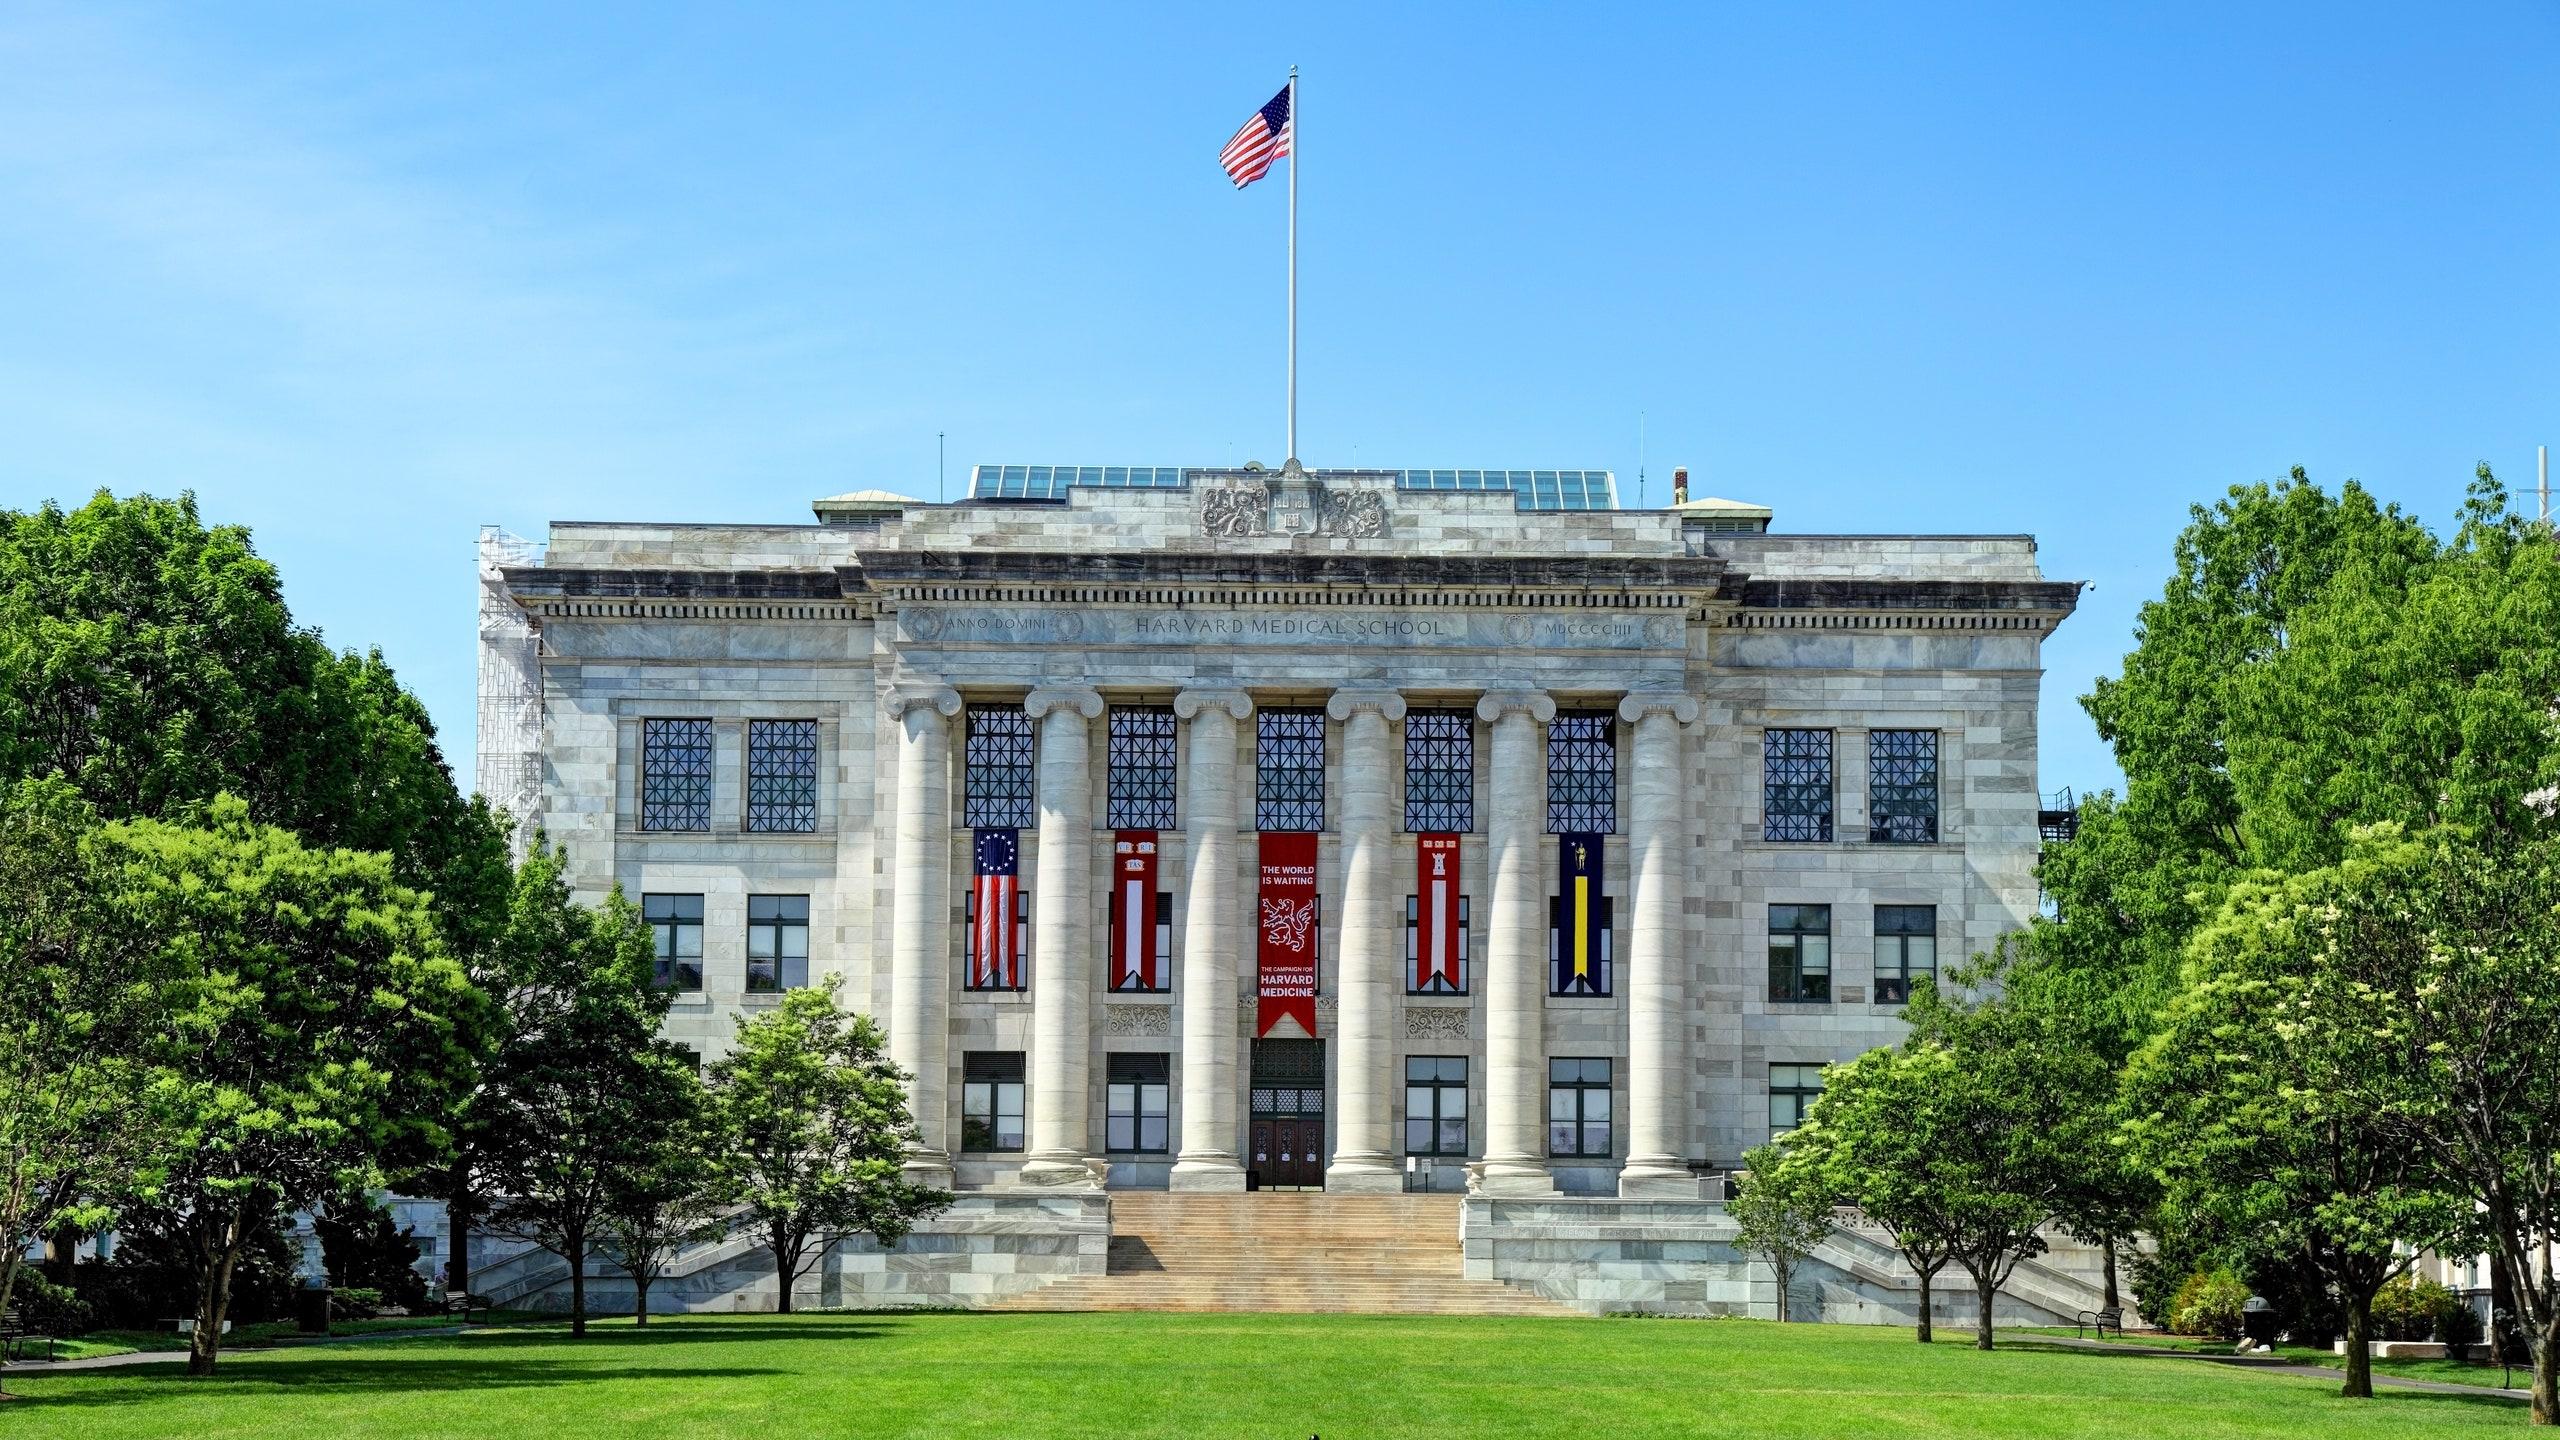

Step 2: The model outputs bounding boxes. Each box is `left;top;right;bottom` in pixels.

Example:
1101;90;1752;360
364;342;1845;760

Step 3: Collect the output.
99;798;485;1375
313;1188;429;1312
479;853;674;1337
705;988;949;1313
1728;1142;1834;1324
600;1057;723;1326
1795;1046;1963;1343
0;778;168;1328
2124;840;2466;1399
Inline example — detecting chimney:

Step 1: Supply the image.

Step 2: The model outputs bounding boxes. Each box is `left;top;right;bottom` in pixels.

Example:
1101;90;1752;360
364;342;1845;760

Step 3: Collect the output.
1671;466;1690;506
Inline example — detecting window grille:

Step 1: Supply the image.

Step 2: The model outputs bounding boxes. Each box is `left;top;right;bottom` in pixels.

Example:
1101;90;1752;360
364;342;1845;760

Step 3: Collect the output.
1255;709;1326;832
1868;730;1940;844
1545;712;1617;834
964;706;1035;829
744;719;819;833
1762;729;1835;842
639;718;714;832
1403;709;1475;833
1106;707;1179;830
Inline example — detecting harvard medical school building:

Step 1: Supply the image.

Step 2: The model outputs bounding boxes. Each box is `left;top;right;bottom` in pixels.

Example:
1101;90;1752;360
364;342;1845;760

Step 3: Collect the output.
476;462;2094;1315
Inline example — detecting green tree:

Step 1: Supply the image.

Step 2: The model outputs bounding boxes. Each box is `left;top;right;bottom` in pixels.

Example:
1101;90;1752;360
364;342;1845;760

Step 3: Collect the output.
100;798;486;1375
0;779;169;1327
2124;840;2465;1399
1728;1142;1834;1324
479;853;674;1337
1795;1046;1963;1343
600;1057;723;1327
705;988;949;1313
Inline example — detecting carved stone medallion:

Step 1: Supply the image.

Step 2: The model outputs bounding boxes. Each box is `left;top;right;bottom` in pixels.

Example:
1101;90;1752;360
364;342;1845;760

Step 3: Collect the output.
1404;1006;1470;1041
1201;484;1272;538
1103;1005;1173;1037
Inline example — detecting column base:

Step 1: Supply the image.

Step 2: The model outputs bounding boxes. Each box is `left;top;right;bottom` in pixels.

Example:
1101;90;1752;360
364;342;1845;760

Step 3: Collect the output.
1324;1156;1405;1194
1167;1156;1248;1192
1617;1163;1706;1199
1469;1159;1558;1197
1014;1154;1106;1190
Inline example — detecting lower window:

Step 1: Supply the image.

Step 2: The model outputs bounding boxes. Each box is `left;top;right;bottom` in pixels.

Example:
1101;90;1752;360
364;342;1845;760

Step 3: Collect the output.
1547;1058;1613;1157
1105;1053;1170;1153
961;1051;1026;1151
643;893;704;991
1873;904;1937;1004
746;895;810;992
1770;1063;1825;1134
1404;1056;1468;1155
1768;904;1833;1003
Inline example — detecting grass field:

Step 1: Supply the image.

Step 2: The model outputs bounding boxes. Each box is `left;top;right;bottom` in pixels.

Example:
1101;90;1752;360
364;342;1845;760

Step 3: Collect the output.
2006;1327;2529;1389
0;1311;2528;1439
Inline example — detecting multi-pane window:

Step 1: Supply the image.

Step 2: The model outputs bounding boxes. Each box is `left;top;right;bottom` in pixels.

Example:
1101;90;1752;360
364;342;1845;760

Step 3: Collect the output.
744;719;820;833
964;706;1035;829
1105;1053;1170;1153
1770;1063;1826;1134
1106;707;1179;830
1255;709;1326;832
639;718;714;832
961;1052;1026;1151
1762;729;1835;842
1404;1056;1468;1155
1868;730;1940;844
1109;894;1174;993
1545;712;1617;834
1405;894;1471;994
1873;904;1938;1004
746;895;809;993
1403;710;1475;832
1547;1058;1613;1157
961;889;1030;990
643;893;703;991
1769;904;1833;1003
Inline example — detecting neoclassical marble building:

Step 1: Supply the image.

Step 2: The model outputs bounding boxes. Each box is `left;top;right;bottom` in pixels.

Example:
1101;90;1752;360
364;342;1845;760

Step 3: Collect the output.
479;461;2079;1222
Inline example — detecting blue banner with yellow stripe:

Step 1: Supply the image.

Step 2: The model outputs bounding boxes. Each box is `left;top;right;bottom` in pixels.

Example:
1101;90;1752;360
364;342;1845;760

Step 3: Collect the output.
1550;833;1611;995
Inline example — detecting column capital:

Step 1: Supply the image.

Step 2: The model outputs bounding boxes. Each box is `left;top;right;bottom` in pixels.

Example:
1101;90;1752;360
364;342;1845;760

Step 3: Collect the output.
1617;690;1701;726
1174;686;1254;721
1325;689;1408;723
1024;686;1104;720
888;682;962;719
1475;689;1556;725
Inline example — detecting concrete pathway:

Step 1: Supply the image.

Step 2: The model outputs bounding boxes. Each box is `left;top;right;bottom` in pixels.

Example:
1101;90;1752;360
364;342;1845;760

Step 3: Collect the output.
2018;1333;2530;1401
0;1324;480;1374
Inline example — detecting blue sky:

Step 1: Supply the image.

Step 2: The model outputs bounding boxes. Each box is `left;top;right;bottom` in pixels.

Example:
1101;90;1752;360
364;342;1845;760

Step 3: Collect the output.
3;2;2553;794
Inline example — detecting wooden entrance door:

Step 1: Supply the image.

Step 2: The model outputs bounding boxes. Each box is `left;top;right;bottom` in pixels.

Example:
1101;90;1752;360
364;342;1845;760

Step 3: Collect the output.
1249;1039;1326;1189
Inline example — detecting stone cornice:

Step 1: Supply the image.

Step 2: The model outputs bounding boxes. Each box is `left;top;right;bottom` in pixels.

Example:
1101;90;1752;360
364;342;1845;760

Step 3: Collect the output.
849;551;1720;609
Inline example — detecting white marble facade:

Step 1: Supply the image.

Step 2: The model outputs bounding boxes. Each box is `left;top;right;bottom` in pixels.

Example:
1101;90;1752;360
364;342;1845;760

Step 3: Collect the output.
485;464;2078;1202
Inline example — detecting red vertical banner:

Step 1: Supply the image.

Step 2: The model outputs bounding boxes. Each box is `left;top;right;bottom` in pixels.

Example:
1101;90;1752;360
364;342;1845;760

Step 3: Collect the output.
1256;832;1320;1037
1415;833;1462;991
1112;831;1160;990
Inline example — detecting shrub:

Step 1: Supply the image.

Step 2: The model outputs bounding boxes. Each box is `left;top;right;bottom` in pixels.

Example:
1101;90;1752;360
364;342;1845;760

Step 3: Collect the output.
14;1274;93;1337
2369;1275;2458;1342
2168;1268;2250;1340
2439;1296;2484;1357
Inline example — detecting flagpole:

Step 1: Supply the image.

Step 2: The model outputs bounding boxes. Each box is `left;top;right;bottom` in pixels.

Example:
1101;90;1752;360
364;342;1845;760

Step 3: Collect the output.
1286;65;1298;465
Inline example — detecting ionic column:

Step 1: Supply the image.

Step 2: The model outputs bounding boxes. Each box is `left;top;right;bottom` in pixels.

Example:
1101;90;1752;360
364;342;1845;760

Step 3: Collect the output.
1475;689;1557;1196
1325;688;1407;1192
1168;687;1253;1191
1617;690;1703;1197
887;682;962;1188
1018;686;1105;1189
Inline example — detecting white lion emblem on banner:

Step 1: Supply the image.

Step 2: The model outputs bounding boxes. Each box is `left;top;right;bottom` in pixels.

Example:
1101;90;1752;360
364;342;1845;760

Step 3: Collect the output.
1261;897;1314;951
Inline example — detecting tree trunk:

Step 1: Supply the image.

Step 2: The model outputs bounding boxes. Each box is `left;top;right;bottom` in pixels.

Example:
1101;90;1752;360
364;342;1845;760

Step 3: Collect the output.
633;1268;651;1327
2533;1311;2557;1427
445;1165;473;1302
567;1226;588;1338
2340;1290;2374;1399
773;1236;798;1315
2101;1237;2120;1315
1773;1260;1791;1324
44;1221;79;1285
1915;1265;1934;1343
1975;1271;1998;1351
190;1210;247;1378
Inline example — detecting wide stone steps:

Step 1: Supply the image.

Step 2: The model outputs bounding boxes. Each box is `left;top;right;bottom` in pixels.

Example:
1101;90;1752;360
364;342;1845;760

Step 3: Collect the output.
991;1193;1578;1318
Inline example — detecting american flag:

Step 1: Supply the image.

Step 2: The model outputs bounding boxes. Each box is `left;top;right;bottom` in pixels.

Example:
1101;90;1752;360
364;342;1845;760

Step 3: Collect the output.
1219;83;1293;189
972;828;1022;989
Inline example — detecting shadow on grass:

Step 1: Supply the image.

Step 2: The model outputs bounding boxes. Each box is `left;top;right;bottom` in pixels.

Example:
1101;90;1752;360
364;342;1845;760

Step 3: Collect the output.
7;1359;792;1408
1996;1339;2529;1409
455;1319;897;1349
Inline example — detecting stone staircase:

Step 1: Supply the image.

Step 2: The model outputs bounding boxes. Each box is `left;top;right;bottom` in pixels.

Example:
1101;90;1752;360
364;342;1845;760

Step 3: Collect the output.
990;1193;1578;1317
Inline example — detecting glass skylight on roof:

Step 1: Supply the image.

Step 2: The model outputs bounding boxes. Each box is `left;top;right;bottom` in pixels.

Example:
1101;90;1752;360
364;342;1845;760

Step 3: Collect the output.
968;465;1187;500
1393;469;1617;510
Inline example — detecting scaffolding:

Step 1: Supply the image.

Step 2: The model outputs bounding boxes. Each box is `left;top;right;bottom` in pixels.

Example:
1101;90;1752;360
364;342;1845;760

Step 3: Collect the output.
476;527;545;853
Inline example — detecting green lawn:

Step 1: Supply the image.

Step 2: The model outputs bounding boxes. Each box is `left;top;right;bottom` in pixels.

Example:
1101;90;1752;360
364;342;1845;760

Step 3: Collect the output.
2006;1327;2529;1389
27;1310;554;1361
0;1311;2528;1439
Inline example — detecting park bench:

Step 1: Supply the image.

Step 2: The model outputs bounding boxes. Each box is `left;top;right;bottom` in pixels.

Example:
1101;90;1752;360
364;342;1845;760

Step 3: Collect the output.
444;1291;490;1324
0;1308;58;1363
2075;1307;2123;1339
